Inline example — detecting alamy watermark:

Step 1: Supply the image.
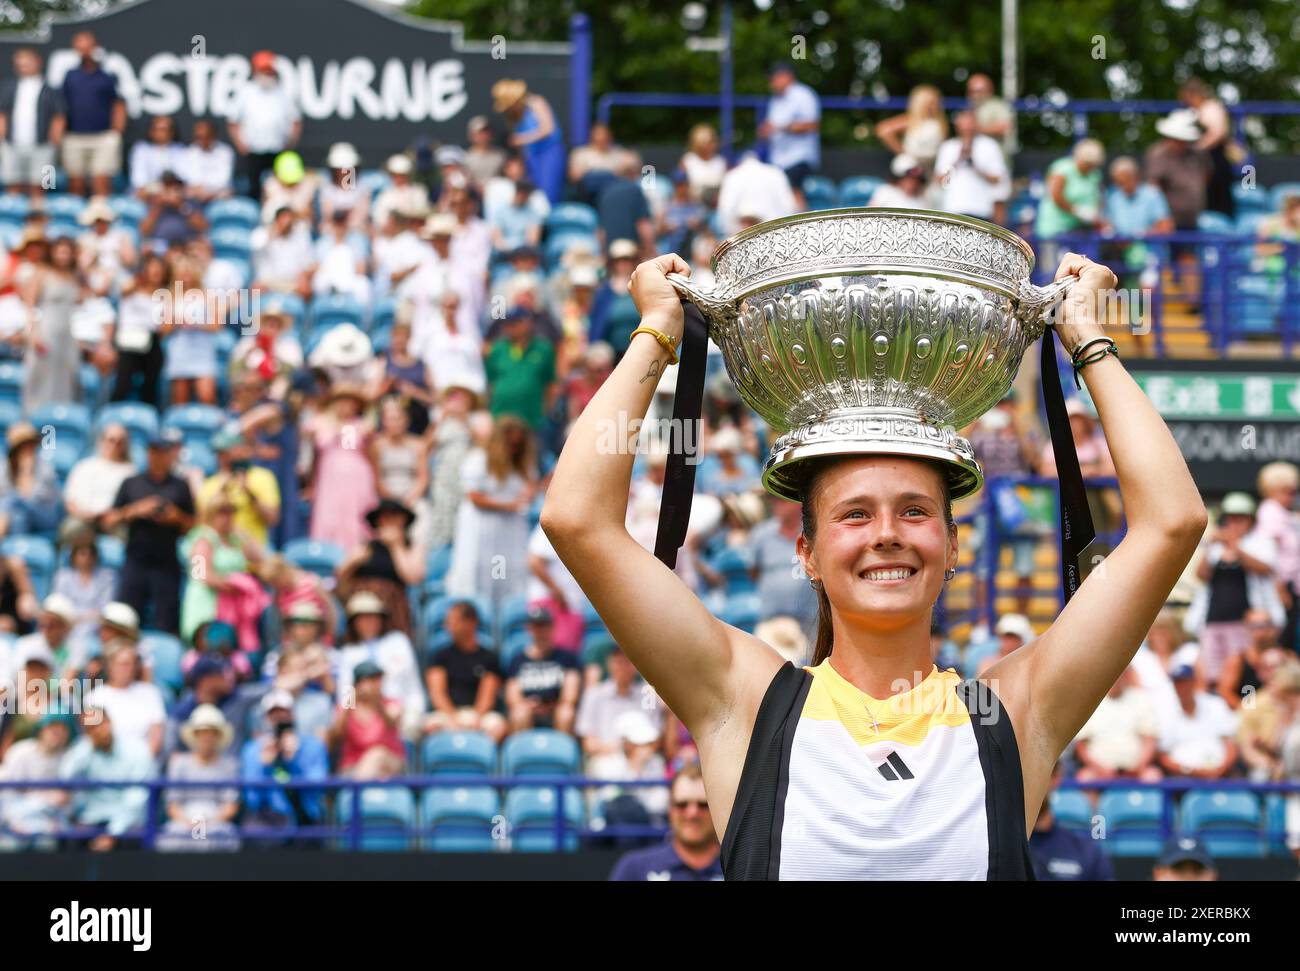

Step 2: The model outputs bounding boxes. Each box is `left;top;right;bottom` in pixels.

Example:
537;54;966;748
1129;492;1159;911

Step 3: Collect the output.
151;282;261;336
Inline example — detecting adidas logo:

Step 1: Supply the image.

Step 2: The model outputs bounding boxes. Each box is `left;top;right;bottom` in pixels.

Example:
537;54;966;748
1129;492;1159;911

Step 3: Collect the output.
876;751;914;781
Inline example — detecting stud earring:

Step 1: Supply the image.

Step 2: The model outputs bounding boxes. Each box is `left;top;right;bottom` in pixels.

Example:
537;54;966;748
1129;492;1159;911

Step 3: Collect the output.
943;567;956;581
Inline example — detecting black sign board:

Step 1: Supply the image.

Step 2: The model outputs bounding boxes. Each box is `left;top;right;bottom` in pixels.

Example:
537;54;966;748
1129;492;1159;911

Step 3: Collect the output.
0;0;573;163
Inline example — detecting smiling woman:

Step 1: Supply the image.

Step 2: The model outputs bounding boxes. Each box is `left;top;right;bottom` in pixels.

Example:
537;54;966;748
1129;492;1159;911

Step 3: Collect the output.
541;250;1207;881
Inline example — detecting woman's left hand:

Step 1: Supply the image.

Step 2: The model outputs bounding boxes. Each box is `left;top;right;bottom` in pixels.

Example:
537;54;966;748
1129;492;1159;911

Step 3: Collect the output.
1051;252;1119;356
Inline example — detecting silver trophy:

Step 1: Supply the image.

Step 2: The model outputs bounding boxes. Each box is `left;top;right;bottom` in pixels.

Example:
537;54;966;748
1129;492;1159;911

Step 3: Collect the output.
667;208;1076;501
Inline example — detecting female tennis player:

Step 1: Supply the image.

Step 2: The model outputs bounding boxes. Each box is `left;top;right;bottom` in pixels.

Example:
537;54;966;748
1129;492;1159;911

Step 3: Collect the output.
541;252;1207;880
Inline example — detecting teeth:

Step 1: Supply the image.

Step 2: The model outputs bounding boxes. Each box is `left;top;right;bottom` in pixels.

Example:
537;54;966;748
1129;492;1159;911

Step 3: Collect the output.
863;568;911;581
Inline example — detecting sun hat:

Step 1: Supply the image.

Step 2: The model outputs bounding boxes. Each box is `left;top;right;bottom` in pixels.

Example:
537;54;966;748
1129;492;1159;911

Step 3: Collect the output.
309;323;373;369
491;79;527;113
326;142;360;170
1220;492;1257;518
346;592;387;618
1155;109;1202;143
99;601;140;640
179;704;234;751
77;196;117;226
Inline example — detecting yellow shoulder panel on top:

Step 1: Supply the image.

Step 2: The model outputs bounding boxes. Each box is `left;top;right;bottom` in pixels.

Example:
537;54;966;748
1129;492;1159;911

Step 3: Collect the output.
799;661;970;748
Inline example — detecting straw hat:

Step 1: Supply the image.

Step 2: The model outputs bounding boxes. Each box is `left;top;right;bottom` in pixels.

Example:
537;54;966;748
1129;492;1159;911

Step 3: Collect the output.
78;197;117;226
491;79;528;113
179;704;234;751
754;616;809;665
5;420;39;451
421;212;460;239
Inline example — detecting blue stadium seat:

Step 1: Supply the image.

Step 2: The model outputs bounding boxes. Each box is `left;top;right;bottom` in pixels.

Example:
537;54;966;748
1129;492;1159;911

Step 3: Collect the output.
282;538;345;578
205;196;261;231
802;175;839;210
501;729;581;777
46;220;81;242
718;591;761;633
1196;211;1239;235
370;296;398;335
138;631;184;694
336;786;417;851
259;291;307;329
310;293;366;332
162;403;227;445
1098;788;1164;857
422;786;500;851
357;169;391;199
96;401;160;452
29;402;91;477
178;440;217;478
96;534;125;571
838;176;883;207
107;195;147;226
1;535;56;599
0;367;20;408
421;730;497;775
545;202;598;235
1232;183;1270;214
0;195;31;222
1264;794;1287;856
544;230;600;269
43;193;85;221
210;225;252;261
710;545;755;594
1234;211;1268;237
1268;182;1300;212
503;785;582;852
427;544;453;583
499;595;533;642
500;629;530;668
1180;790;1265;858
1051;789;1094;832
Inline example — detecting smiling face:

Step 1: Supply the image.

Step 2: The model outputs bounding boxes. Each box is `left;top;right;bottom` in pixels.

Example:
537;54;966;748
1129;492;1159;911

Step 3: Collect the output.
797;456;957;632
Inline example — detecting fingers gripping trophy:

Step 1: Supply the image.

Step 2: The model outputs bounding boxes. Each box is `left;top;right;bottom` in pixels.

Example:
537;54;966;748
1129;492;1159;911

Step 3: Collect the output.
543;208;1206;880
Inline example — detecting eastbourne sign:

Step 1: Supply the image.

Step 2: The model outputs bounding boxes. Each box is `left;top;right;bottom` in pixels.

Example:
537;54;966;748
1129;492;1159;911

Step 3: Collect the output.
0;0;572;161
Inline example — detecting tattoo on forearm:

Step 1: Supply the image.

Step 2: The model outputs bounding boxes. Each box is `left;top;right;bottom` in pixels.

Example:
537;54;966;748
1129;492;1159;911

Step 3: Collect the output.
639;359;662;384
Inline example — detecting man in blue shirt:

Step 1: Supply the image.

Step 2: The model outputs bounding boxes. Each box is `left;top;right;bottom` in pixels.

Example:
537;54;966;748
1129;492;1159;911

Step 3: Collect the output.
61;706;158;851
596;158;652;258
239;689;330;846
58;30;124;197
1104;156;1174;237
759;63;821;209
1028;762;1115;880
610;761;722;880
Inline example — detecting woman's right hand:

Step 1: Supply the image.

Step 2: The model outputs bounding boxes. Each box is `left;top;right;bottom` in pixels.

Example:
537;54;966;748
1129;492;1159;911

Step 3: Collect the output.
629;254;692;343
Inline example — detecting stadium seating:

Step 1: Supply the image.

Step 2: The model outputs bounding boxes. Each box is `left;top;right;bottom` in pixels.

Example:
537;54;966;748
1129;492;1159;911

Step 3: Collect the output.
718;591;762;633
420;730;497;775
1097;788;1164;857
802;175;839;210
1050;789;1094;831
501;729;581;776
500;629;531;667
138;630;185;694
335;786;418;851
544;203;598;235
96;533;125;570
210;225;252;261
29;402;91;476
162;403;227;445
205;196;261;232
422;786;500;851
43;193;86;222
503;785;582;852
96;402;160;452
108;195;148;226
838;176;883;207
709;545;756;595
259;292;307;330
0;361;24;405
370;295;398;334
1268;182;1300;212
310;293;367;332
1196;211;1238;235
179;440;217;477
1180;790;1266;858
282;538;345;578
1;535;57;599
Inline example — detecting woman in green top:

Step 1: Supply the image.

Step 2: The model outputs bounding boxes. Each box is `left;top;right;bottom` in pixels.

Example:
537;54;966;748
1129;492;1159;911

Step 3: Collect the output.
1035;138;1106;240
181;491;264;643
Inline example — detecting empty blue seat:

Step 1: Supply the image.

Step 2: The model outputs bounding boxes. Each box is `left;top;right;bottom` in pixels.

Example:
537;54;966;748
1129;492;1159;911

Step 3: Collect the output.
501;729;581;777
1051;789;1094;832
210;225;252;261
802;175;839;210
310;293;366;332
1;535;56;599
162;403;227;444
282;538;344;578
421;730;497;776
96;534;125;570
138;631;184;693
43;193;85;221
0;195;31;221
0;399;21;438
1232;183;1269;213
719;592;761;632
96;401;160;452
1098;788;1165;857
0;361;24;405
838;175;883;207
1180;790;1265;858
422;785;500;851
427;544;453;583
108;195;147;226
545;202;598;235
178;441;217;477
205;196;261;231
500;629;530;668
29;402;91;476
499;595;533;641
336;786;417;851
370;296;398;334
504;785;582;852
1196;211;1239;235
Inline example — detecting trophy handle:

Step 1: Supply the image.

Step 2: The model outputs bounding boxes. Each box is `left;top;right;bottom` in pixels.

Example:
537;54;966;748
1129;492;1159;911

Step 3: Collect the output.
1016;274;1079;336
666;273;739;334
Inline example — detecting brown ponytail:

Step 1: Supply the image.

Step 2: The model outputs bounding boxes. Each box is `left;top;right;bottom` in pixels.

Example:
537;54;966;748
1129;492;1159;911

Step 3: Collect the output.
797;457;956;666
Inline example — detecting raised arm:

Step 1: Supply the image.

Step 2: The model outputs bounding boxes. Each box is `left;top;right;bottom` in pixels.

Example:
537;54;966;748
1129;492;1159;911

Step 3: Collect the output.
539;255;782;736
988;253;1208;765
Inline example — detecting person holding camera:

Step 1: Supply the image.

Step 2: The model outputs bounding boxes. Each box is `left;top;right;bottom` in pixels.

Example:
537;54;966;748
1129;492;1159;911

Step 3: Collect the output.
197;428;281;549
239;689;329;844
933;110;1009;222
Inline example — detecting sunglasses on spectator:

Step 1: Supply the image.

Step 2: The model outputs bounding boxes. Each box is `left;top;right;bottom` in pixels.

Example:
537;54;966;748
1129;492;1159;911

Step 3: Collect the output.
672;799;709;811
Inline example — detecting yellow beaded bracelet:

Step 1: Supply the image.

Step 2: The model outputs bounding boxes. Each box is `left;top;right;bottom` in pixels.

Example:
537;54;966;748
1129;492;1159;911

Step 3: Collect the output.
629;325;680;365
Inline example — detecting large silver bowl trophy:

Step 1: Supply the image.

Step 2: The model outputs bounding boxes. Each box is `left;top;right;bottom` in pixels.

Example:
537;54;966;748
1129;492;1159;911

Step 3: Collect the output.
654;207;1095;603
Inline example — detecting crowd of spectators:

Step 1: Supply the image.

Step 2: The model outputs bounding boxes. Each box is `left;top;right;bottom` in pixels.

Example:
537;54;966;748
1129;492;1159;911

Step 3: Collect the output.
0;37;1292;864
